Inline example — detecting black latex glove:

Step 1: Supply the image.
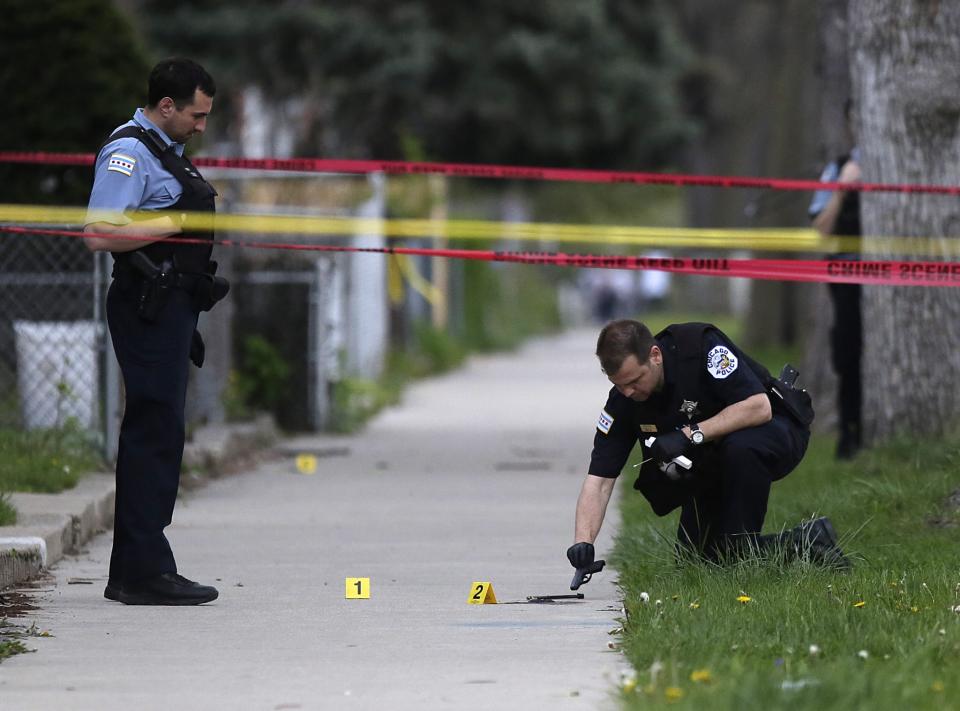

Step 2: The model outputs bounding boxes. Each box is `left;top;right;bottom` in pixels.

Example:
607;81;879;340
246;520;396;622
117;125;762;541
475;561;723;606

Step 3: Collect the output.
649;430;691;463
566;542;595;569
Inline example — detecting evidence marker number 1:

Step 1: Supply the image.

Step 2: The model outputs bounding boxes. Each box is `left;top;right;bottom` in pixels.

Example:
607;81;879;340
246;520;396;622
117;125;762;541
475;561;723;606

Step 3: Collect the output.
345;577;370;599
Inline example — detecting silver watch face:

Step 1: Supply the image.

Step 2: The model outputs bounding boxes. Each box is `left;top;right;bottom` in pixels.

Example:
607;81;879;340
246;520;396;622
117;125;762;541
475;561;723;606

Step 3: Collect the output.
691;430;705;445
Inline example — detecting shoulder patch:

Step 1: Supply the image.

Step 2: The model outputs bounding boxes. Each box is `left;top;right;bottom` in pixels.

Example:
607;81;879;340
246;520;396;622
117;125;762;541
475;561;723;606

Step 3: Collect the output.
107;153;137;177
706;345;738;379
597;409;614;434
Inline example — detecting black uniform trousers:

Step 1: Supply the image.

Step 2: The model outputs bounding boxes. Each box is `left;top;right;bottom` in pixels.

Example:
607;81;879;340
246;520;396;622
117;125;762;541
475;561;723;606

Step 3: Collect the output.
829;282;862;452
677;413;809;558
106;281;198;586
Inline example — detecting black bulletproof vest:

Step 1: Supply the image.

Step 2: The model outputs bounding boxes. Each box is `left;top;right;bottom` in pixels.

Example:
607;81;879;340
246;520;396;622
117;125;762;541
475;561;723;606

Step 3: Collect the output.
99;125;216;272
630;323;773;435
832;153;861;252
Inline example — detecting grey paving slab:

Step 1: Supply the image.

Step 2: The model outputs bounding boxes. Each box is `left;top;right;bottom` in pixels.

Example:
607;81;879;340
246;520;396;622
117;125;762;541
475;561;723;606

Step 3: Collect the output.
0;328;627;711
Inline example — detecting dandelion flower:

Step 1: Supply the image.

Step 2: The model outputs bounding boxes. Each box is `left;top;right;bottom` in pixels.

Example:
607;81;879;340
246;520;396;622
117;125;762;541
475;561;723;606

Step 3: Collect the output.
910;606;919;613
665;686;684;701
689;602;700;610
690;669;712;683
857;650;869;660
671;594;679;601
622;678;637;693
809;644;821;656
853;601;865;608
932;681;945;693
639;592;650;603
737;595;752;603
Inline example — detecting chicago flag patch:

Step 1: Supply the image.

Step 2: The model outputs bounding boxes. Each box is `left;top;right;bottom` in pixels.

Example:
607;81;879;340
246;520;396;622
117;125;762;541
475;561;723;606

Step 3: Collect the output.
107;153;136;177
597;409;614;434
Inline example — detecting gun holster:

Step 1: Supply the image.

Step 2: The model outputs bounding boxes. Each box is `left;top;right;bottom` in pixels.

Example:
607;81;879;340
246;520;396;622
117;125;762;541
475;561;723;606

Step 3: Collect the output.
127;251;173;322
768;363;815;427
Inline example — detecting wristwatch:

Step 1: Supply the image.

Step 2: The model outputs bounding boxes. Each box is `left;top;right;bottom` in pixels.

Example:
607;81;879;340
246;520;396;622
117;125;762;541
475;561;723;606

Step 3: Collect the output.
689;423;705;445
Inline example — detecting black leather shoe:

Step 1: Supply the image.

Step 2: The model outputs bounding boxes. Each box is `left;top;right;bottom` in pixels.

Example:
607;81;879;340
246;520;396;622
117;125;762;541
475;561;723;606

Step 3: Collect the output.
104;583;121;601
797;517;851;570
118;573;219;606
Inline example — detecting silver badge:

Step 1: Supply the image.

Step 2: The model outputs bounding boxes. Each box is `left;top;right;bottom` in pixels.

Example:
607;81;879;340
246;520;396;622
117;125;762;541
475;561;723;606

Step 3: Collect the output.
679;400;699;420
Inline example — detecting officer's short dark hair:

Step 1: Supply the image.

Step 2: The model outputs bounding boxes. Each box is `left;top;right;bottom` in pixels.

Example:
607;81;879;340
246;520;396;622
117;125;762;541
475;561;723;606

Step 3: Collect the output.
596;320;655;375
147;58;216;109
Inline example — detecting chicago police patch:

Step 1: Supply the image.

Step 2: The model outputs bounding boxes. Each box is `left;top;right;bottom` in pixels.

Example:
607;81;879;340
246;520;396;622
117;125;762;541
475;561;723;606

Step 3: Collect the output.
706;345;738;379
597;409;614;434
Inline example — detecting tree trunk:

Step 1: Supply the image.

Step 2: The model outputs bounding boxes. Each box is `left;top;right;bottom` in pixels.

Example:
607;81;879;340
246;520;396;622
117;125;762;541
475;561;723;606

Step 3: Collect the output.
850;0;960;441
671;0;818;344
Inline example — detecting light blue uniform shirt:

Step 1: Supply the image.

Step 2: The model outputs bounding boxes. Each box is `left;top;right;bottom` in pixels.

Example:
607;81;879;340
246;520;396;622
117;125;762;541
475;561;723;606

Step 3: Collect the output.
85;109;186;226
808;146;860;218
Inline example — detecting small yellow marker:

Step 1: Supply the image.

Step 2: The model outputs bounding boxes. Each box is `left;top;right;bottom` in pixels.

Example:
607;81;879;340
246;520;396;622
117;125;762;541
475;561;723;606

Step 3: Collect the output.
296;454;317;475
345;577;370;599
467;581;497;604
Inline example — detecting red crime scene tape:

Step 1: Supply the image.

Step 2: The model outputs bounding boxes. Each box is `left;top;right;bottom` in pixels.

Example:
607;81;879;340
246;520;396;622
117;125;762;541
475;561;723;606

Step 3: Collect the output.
1;151;959;196
5;225;960;288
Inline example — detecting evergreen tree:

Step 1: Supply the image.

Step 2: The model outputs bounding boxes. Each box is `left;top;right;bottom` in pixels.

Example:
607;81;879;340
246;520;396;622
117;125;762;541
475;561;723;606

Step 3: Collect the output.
0;0;150;204
132;0;696;167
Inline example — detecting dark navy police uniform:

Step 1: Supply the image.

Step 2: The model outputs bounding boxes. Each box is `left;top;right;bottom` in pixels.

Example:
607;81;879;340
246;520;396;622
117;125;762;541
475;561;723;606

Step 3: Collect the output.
588;323;810;557
87;110;224;589
809;152;862;458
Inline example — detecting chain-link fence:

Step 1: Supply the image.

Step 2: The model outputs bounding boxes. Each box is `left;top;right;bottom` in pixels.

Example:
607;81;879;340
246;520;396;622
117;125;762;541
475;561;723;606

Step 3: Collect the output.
1;169;569;455
0;229;113;453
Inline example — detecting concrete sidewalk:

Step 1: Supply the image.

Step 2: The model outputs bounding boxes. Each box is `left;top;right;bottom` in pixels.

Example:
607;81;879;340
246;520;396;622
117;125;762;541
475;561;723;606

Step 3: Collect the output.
0;416;277;590
0;328;626;710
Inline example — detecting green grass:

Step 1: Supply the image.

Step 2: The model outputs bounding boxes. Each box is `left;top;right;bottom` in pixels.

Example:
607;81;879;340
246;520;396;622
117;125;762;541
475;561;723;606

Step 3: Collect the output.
0;638;31;662
0;427;102;525
330;322;468;433
0;494;14;527
612;433;960;710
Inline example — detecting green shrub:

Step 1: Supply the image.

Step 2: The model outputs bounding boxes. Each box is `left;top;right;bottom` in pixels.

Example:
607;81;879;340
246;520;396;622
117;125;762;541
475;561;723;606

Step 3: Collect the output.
231;335;292;415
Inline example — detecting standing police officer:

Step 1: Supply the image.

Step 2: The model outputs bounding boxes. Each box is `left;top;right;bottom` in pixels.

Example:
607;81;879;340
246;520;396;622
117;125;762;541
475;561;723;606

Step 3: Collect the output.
567;319;847;573
810;140;863;460
84;58;227;605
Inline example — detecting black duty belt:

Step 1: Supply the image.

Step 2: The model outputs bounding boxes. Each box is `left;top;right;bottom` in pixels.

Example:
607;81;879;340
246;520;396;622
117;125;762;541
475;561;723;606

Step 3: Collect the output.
113;251;229;319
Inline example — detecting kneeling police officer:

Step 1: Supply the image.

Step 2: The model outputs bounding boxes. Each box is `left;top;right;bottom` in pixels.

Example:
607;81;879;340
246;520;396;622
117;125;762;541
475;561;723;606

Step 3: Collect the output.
567;319;848;580
85;58;228;605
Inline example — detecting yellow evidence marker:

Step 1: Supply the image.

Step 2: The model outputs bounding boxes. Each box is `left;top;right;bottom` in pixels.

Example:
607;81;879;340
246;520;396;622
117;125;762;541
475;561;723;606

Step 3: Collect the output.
295;454;317;475
345;577;370;599
467;581;497;604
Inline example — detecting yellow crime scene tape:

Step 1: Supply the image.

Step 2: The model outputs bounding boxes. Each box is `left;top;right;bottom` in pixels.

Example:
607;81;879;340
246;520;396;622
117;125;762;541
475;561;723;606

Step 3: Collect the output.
2;203;958;256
